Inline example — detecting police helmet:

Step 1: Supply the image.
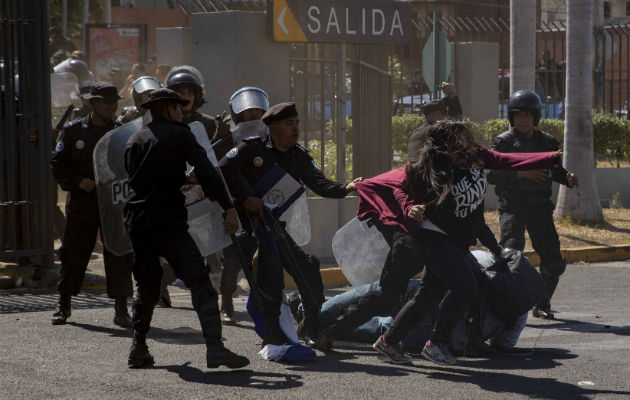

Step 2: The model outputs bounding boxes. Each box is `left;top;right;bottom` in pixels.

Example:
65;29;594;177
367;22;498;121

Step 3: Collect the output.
132;76;161;108
53;58;91;83
165;65;205;110
229;87;269;123
508;90;542;126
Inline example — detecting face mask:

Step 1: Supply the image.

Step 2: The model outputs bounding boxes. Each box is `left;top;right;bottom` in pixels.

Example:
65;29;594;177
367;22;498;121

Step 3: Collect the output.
231;119;269;145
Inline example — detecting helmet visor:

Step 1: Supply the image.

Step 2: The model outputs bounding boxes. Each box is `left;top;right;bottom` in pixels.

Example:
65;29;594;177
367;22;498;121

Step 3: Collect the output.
132;76;161;94
230;87;269;115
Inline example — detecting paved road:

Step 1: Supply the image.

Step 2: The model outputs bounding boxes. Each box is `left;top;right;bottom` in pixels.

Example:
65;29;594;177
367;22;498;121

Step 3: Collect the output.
0;262;628;399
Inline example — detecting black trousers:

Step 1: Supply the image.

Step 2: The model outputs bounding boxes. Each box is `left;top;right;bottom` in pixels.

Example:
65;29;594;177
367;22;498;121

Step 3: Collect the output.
219;243;241;307
129;225;222;344
325;222;425;336
499;202;566;307
58;217;133;299
384;230;479;346
254;224;324;322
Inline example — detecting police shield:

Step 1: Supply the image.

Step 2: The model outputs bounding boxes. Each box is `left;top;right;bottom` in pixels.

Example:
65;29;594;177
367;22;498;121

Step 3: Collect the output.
93;117;144;256
50;72;79;108
279;192;311;246
333;217;390;287
185;121;232;255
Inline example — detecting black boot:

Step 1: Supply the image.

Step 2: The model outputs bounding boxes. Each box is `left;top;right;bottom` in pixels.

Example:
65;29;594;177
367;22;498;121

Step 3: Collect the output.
206;341;250;369
128;337;155;368
51;294;71;325
534;272;560;320
114;297;132;328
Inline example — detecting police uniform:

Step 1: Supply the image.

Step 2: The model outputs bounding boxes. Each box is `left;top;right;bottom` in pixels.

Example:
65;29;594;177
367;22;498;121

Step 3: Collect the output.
487;127;568;315
50;83;133;326
219;102;349;344
70;80;94;120
124;88;249;369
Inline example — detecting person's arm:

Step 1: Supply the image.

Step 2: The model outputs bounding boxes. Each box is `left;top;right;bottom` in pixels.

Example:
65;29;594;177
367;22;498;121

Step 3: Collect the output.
477;145;559;171
546;136;570;186
218;142;257;204
182;129;233;210
50;128;84;191
486;136;518;189
299;155;348;198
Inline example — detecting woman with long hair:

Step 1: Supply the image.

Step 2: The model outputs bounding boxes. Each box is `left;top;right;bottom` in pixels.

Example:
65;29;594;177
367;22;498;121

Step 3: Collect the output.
366;120;576;365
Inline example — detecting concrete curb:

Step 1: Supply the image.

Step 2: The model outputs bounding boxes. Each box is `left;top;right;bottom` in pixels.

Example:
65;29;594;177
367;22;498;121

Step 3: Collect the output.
283;244;630;289
2;245;628;291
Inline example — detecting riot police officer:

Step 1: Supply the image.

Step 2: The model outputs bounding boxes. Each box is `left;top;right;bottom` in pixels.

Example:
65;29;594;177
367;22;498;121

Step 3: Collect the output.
487;90;578;320
212;86;269;325
165;66;217;139
50;82;134;327
117;75;161;124
124;88;249;369
219;102;361;346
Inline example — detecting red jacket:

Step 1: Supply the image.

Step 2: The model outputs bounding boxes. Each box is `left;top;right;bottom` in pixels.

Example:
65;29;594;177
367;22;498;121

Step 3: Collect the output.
355;145;559;235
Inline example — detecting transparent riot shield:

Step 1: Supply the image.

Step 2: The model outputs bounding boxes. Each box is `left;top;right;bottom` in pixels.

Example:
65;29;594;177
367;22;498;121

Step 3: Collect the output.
50;72;79;108
332;217;390;287
279;192;311;246
185;121;232;255
93;117;144;256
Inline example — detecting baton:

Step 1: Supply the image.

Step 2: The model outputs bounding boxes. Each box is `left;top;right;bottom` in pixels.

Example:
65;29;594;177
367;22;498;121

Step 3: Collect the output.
54;104;74;132
261;207;320;309
225;223;265;313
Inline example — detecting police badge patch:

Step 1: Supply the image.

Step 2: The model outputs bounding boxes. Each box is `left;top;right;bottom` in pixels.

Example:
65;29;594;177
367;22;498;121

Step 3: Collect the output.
55;140;64;152
226;147;238;158
253;156;263;167
75;140;85;150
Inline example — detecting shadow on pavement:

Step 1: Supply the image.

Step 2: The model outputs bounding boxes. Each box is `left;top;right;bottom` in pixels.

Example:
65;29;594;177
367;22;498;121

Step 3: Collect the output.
68;321;210;345
0;289;112;314
158;362;303;389
286;350;419;377
450;347;576;370
529;318;630;335
417;364;630;400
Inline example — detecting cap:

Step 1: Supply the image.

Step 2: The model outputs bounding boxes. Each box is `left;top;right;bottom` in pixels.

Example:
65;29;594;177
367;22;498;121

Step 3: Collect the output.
83;82;123;102
421;100;447;117
140;88;189;109
262;102;298;125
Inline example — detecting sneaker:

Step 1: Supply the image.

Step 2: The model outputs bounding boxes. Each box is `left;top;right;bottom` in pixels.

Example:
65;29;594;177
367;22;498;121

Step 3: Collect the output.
128;342;155;368
532;305;555;320
220;308;236;326
373;336;412;364
421;340;456;365
206;344;250;369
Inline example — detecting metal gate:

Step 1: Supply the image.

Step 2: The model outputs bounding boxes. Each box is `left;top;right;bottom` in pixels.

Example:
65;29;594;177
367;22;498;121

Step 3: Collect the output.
289;42;393;181
0;0;54;267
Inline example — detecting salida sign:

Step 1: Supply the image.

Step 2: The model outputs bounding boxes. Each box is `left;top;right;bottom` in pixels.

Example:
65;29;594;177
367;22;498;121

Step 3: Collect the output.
273;0;412;44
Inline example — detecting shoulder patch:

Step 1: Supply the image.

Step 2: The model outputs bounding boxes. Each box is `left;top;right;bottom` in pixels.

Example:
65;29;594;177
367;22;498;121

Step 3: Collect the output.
226;147;239;158
311;159;319;169
55;140;64;152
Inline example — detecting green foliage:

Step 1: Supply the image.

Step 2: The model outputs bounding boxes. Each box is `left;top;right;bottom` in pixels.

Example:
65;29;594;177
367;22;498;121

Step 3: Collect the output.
611;192;622;208
306;140;353;183
592;112;630;166
50;0;105;39
479;119;510;146
392;114;424;155
537;119;564;142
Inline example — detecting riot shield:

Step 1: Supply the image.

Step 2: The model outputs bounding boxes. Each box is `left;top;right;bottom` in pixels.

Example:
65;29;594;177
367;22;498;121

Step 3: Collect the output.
185;121;232;255
333;217;390;287
50;72;79;108
279;192;311;246
93;117;144;256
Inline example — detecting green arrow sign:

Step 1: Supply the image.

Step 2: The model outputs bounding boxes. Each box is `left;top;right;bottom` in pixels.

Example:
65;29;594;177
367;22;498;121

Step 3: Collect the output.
422;16;452;97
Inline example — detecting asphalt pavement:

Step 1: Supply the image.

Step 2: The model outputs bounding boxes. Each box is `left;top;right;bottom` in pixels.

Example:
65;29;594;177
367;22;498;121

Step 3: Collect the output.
0;261;628;400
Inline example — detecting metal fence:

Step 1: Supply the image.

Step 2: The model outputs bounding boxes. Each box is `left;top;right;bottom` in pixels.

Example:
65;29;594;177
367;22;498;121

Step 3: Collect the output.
0;0;54;267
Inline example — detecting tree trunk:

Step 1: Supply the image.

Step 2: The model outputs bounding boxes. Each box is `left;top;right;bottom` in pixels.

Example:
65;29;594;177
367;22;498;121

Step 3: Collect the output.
555;0;603;222
510;0;536;93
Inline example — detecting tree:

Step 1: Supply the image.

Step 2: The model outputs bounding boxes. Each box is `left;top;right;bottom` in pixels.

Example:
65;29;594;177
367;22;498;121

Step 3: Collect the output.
509;0;536;93
555;0;603;222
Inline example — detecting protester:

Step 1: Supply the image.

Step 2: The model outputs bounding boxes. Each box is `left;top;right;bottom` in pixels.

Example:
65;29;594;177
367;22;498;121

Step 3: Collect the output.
50;82;133;327
487;90;579;320
123;88;249;369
